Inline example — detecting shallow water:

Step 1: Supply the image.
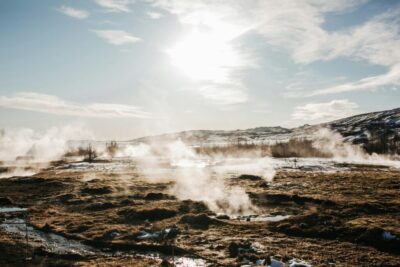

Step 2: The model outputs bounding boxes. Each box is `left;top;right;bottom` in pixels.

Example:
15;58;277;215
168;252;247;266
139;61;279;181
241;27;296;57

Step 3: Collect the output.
237;214;291;222
171;256;208;267
0;211;208;265
1;218;100;256
0;207;28;213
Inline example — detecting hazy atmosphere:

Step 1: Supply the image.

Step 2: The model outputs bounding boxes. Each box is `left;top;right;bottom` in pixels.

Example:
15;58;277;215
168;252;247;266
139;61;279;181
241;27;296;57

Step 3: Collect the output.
1;1;399;267
1;0;400;139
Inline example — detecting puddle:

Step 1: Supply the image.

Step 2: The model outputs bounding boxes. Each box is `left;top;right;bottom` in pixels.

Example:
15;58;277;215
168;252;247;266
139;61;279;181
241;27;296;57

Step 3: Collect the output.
239;257;311;267
0;207;209;265
168;256;208;267
60;161;136;172
1;217;101;257
289;258;311;267
237;214;291;222
0;207;28;213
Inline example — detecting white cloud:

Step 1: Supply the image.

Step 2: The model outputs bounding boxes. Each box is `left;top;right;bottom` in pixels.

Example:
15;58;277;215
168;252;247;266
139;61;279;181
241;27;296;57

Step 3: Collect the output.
147;11;163;19
151;0;400;97
150;0;371;105
281;5;400;96
307;9;400;95
150;0;367;63
92;30;142;45
292;99;359;122
311;64;400;95
94;0;132;13
310;9;400;66
151;0;261;105
58;5;89;19
0;92;150;118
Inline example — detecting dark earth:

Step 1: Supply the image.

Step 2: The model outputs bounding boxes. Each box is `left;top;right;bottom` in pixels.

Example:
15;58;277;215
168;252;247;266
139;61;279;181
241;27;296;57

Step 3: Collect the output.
0;161;399;266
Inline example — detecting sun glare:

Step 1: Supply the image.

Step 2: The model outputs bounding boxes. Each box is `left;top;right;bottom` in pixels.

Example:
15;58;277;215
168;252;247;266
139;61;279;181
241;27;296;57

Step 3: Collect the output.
167;30;242;83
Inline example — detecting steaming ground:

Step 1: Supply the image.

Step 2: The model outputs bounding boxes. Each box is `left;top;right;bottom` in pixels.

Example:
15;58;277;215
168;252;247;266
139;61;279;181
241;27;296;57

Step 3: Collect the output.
1;128;400;265
1;154;400;265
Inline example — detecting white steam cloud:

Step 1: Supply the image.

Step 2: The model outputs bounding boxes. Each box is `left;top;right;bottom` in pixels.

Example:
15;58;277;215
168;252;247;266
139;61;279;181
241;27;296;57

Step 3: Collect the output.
119;140;275;215
0;125;92;178
313;128;400;167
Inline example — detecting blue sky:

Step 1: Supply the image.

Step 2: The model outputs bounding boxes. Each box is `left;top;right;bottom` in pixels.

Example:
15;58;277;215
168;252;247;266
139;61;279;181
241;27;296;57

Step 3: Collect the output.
1;0;399;139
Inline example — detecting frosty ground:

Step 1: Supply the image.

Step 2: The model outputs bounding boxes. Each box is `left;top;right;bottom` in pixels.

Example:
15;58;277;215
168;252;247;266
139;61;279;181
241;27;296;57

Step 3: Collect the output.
0;157;399;266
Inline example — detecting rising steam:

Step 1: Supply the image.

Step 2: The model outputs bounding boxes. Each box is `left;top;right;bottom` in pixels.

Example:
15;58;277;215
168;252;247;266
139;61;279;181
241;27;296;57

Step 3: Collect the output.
119;140;275;215
313;128;400;167
0;124;92;178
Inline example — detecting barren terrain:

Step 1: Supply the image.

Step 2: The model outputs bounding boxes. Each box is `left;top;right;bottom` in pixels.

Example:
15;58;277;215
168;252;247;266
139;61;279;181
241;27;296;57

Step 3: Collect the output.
1;159;399;266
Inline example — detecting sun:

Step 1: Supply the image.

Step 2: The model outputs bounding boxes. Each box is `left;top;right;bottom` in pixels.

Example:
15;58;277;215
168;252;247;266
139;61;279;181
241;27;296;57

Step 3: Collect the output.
167;30;241;83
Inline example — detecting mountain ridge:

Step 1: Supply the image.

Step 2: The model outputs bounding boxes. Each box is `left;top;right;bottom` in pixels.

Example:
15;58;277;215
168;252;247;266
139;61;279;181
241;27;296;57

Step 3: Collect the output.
130;107;400;154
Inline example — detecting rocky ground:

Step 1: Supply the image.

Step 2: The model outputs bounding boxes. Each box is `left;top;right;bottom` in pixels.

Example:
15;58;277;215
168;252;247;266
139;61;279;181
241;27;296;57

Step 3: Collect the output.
0;160;399;266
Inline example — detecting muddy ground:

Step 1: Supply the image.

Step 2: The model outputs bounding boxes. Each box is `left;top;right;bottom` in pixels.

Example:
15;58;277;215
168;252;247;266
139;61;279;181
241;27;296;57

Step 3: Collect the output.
0;161;399;266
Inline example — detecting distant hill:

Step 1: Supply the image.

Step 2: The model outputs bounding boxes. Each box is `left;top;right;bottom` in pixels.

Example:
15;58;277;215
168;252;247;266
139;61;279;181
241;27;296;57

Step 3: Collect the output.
323;107;400;154
130;107;400;154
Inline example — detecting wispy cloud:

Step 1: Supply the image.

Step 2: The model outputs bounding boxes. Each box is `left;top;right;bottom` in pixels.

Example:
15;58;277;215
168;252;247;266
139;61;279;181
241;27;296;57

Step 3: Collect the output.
92;30;142;45
307;9;400;96
58;5;89;19
311;64;400;95
152;0;400;98
292;99;359;123
284;74;348;98
94;0;131;13
150;0;368;105
151;0;367;64
276;5;400;96
0;92;150;118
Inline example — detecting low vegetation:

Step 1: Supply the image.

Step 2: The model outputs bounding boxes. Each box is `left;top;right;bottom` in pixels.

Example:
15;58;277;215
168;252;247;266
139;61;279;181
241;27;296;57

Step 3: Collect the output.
195;138;332;158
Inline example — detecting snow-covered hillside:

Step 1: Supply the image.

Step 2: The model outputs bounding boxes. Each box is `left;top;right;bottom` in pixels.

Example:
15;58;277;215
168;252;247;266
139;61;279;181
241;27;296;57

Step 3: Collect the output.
129;107;400;153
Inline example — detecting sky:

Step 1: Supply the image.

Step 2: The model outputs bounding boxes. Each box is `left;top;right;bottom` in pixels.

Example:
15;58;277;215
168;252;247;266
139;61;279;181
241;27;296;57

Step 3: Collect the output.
0;0;400;140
